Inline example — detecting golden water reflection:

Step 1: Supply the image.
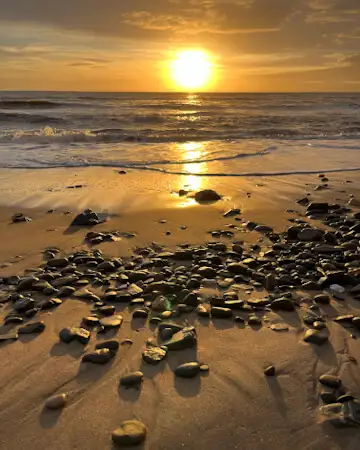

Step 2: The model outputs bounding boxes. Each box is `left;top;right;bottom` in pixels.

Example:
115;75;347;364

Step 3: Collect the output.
178;141;207;192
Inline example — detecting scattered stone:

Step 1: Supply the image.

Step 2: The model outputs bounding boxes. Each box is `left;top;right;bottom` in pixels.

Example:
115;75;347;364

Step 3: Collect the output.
319;374;342;388
319;401;360;427
112;420;147;446
334;314;354;323
270;297;295;312
163;326;197;350
264;365;276;376
248;315;262;326
194;189;222;203
132;309;148;319
223;208;241;217
120;371;144;387
330;284;346;299
314;294;330;305
18;321;45;334
298;228;323;241
303;329;328;345
211;307;232;318
82;348;114;364
12;213;32;223
174;362;201;378
45;393;67;410
59;327;90;344
142;346;167;364
270;324;289;332
99;315;123;329
70;209;102;227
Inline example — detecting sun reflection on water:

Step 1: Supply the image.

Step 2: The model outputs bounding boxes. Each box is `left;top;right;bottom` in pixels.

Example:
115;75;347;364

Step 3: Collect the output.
179;141;207;194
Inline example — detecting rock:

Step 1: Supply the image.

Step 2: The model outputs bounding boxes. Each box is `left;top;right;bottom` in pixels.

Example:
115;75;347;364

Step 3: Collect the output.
302;280;322;290
0;332;18;342
142;346;167;364
57;286;76;297
132;309;148;319
41;298;62;309
82;316;99;327
82;348;114;364
18;321;45;334
198;266;217;279
298;228;324;241
254;225;273;233
196;305;210;317
314;245;342;254
4;315;23;325
329;284;346;299
270;297;295;312
248;315;262;326
16;276;39;292
314;294;330;305
95;340;120;351
163;326;197;350
112;420;147;446
313;321;327;330
211;307;232;318
334;314;354;323
99;315;123;329
264;365;276;376
320;390;338;404
71;209;101;226
227;263;250;275
14;297;35;312
304;329;328;345
352;317;360;329
270;324;289;332
174;362;201;378
319;374;342;388
98;305;116;316
12;213;32;223
307;202;329;214
194;189;222;203
120;371;144;387
151;295;170;312
319;401;360;427
265;274;277;291
59;327;90;344
45;393;67;410
223;208;241;217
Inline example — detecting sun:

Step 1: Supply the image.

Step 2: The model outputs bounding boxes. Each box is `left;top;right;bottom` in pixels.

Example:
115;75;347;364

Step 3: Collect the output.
171;50;213;91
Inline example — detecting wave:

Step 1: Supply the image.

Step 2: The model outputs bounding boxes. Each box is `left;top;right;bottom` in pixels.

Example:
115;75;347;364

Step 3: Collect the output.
0;100;63;109
0;112;65;125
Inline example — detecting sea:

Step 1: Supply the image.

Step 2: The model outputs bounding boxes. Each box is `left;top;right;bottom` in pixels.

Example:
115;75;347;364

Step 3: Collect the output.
1;91;360;177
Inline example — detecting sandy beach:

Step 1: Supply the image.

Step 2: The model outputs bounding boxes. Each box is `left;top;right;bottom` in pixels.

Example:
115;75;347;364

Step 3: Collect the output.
1;167;360;449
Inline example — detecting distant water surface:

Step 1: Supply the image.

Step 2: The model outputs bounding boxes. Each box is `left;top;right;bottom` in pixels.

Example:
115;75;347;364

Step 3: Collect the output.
0;91;360;177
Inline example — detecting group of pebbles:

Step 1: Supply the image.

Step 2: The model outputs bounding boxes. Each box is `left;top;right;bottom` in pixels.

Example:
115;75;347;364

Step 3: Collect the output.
2;189;360;444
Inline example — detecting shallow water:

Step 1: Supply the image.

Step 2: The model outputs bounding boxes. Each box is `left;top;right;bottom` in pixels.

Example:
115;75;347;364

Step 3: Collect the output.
0;92;360;176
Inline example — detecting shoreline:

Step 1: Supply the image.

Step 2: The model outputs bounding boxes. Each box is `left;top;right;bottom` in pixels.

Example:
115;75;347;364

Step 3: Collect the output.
1;168;360;449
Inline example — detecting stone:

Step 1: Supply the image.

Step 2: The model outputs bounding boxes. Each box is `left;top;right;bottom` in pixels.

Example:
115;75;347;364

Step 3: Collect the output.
303;329;328;345
57;286;76;297
254;225;273;233
248;315;262;326
334;314;354;323
270;297;295;312
45;393;67;410
14;297;35;312
194;189;222;203
223;208;241;217
112;420;147;446
183;293;200;307
71;209;101;227
320;390;338;404
352;317;360;329
12;213;31;223
211;307;232;318
18;321;45;334
307;202;329;213
99;315;123;329
120;372;144;387
59;327;90;344
198;266;217;279
174;362;201;378
0;332;18;342
82;348;114;364
270;324;289;332
163;326;197;350
319;401;360;427
298;228;323;241
319;374;342;388
47;258;69;268
95;340;120;351
329;284;346;299
16;276;39;292
98;305;116;316
227;263;250;275
196;305;210;317
314;294;330;305
265;274;277;291
264;365;276;376
132;309;148;319
142;346;167;364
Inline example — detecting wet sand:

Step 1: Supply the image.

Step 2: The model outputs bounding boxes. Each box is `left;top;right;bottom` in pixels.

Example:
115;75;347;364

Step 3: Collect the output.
1;167;360;449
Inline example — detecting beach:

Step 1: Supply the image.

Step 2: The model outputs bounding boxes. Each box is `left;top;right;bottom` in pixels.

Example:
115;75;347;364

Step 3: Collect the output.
1;166;360;449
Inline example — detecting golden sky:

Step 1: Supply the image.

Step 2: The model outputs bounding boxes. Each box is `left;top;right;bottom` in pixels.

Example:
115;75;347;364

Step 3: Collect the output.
0;0;360;92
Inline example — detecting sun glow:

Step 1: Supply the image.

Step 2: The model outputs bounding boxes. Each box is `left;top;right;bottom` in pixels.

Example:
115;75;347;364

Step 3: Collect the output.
171;50;213;91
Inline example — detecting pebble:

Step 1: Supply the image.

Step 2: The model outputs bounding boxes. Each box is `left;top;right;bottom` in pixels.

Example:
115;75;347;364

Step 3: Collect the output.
314;294;331;305
142;346;167;364
132;309;149;319
248;315;262;326
194;189;222;203
211;307;233;318
112;420;147;446
319;374;342;388
120;371;144;387
95;340;120;351
99;315;123;329
270;297;295;312
18;321;45;334
264;365;276;376
59;327;91;344
174;362;201;378
163;327;197;350
45;393;67;410
82;348;114;364
303;329;328;345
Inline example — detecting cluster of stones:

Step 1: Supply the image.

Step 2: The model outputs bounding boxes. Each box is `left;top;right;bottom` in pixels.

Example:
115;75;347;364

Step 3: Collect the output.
2;198;360;440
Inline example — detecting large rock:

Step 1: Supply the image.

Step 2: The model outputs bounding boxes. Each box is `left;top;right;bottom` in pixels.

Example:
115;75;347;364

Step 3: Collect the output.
120;371;144;387
211;307;233;318
307;202;329;214
319;401;360;427
298;228;324;242
142;346;167;364
270;297;295;312
59;327;90;344
194;189;222;203
303;329;328;345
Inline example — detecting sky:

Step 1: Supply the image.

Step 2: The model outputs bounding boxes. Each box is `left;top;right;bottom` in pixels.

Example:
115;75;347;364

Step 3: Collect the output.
0;0;360;92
